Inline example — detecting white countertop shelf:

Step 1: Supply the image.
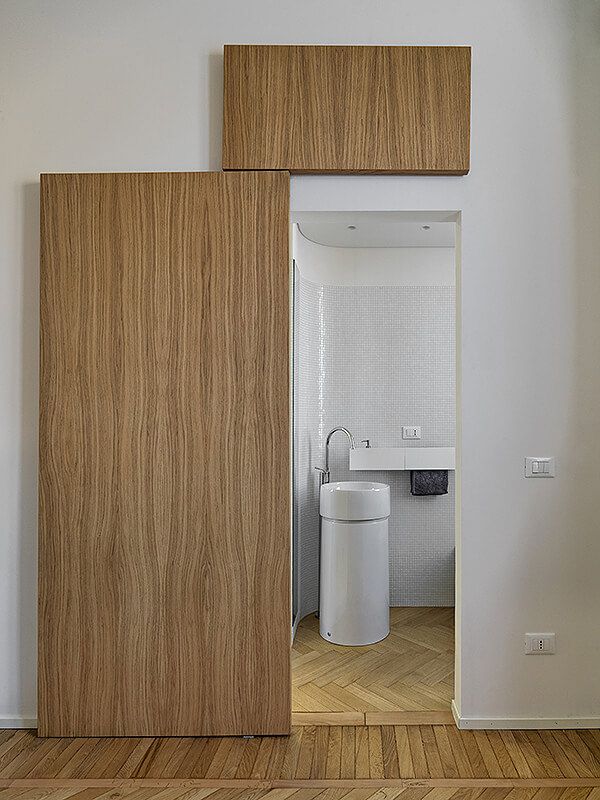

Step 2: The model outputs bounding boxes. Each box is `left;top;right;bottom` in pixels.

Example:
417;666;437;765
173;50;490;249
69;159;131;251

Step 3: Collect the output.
349;447;455;471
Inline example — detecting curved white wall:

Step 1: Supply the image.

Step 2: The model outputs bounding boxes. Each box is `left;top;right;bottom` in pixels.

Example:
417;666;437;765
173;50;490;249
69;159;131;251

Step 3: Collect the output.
1;0;599;726
295;232;456;286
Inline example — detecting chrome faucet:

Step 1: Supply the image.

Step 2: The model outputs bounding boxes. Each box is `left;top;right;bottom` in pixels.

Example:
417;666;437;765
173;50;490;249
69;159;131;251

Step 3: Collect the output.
315;426;356;485
314;426;357;619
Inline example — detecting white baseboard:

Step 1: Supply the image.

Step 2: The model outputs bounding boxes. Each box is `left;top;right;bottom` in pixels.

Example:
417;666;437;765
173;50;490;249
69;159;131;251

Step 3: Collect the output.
451;699;460;726
0;716;36;729
451;700;600;729
292;612;300;641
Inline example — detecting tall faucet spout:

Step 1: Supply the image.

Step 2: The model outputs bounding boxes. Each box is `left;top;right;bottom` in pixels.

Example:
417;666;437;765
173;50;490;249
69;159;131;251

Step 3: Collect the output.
325;427;356;473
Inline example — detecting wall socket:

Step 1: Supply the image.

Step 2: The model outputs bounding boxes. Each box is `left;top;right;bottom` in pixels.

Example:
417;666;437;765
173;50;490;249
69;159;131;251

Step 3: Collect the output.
525;633;556;654
402;426;421;440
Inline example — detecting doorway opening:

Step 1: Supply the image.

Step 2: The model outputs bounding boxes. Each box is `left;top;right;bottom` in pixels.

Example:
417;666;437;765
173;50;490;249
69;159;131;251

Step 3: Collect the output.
291;210;460;720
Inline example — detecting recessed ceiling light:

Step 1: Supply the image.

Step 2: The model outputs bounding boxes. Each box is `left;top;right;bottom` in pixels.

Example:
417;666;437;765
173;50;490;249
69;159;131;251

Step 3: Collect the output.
422;225;431;230
347;225;356;230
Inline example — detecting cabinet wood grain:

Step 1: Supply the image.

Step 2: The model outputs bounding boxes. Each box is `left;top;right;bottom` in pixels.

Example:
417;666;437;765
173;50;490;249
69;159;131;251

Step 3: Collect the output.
39;171;291;737
223;45;471;174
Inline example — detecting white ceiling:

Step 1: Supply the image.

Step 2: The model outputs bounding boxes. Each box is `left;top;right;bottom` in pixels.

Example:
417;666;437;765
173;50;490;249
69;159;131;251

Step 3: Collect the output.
298;221;455;248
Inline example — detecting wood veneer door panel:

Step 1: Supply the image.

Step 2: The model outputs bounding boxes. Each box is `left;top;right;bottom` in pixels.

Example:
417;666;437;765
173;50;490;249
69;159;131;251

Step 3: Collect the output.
39;171;291;737
222;45;471;174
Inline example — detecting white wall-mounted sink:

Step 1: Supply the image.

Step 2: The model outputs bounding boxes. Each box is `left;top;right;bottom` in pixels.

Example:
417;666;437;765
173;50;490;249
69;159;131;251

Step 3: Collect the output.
320;481;390;521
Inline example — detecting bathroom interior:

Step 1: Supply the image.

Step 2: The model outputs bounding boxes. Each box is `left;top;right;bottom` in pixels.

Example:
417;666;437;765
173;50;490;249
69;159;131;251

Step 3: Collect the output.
292;211;457;715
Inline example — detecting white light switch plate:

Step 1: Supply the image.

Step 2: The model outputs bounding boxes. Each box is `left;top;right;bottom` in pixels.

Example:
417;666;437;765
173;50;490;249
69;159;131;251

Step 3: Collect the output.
402;426;421;440
525;457;555;477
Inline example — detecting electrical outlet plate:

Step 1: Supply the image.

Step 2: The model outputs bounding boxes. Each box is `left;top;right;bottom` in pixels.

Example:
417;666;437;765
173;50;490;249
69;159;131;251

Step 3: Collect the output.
525;633;556;654
402;426;421;440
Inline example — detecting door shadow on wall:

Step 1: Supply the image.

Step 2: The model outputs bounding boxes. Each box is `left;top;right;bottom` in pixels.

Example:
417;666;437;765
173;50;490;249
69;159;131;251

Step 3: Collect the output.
206;51;223;170
19;182;40;721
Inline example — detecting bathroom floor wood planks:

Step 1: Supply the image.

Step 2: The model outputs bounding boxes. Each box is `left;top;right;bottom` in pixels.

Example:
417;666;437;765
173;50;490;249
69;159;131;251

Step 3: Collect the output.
292;607;454;714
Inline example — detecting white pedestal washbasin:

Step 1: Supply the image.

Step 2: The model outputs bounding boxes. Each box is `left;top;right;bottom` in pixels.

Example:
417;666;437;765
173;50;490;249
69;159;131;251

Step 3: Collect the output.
319;481;390;646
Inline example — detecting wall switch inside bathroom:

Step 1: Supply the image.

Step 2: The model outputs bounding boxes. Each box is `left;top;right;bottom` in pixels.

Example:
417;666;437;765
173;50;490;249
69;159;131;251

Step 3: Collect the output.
402;426;421;440
525;633;556;654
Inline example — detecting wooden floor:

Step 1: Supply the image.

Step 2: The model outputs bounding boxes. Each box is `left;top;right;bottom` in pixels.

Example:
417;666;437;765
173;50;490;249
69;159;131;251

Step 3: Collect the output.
0;789;598;800
1;725;600;799
293;608;454;714
3;611;599;799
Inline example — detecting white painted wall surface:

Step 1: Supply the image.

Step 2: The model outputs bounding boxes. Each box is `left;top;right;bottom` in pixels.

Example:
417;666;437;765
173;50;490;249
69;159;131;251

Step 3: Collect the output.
1;0;599;725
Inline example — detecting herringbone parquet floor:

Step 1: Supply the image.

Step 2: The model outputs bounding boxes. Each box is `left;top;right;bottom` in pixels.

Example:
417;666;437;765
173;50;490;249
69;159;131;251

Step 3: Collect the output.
292;607;454;713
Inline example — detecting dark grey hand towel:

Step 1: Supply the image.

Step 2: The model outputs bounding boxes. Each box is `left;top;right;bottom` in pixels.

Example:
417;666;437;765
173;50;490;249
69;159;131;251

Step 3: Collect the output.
410;470;448;496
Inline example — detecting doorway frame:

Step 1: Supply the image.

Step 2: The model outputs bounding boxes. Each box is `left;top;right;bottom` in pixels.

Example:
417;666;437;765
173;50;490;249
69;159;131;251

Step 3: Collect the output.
288;208;462;727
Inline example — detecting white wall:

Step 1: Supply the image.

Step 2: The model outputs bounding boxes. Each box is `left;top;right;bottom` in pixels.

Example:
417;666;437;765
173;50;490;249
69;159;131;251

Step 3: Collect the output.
1;0;599;725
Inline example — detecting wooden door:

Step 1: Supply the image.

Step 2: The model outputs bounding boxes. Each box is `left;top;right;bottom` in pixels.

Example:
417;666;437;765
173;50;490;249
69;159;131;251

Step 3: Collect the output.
223;45;471;174
39;171;291;737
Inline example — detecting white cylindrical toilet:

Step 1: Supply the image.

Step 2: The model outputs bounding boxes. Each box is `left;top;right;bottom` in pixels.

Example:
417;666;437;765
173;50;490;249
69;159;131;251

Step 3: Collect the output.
319;481;390;646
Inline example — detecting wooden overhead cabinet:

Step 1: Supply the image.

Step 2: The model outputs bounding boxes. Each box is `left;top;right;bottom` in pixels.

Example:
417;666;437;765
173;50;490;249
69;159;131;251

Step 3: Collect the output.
39;171;291;737
223;45;471;174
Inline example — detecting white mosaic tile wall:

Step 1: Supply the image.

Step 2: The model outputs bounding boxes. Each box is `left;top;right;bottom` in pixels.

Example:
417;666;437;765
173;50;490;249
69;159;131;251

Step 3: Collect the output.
294;277;455;617
293;272;322;618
